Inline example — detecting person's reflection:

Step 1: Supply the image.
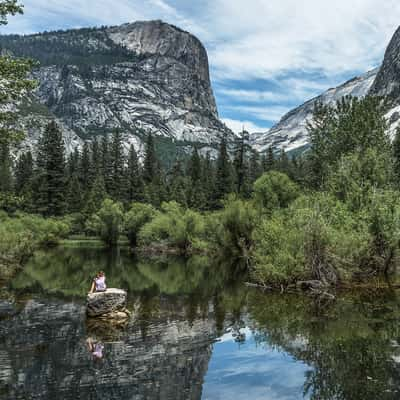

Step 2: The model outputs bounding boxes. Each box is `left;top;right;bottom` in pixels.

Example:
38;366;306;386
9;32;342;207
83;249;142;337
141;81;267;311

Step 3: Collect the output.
86;337;104;359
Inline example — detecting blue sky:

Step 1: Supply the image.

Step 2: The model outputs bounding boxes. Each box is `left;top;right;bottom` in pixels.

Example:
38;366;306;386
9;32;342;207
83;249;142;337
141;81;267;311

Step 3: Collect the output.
2;0;400;133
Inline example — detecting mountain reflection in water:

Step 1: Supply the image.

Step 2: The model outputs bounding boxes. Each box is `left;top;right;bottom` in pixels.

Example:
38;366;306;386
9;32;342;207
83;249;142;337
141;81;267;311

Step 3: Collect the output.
1;245;400;399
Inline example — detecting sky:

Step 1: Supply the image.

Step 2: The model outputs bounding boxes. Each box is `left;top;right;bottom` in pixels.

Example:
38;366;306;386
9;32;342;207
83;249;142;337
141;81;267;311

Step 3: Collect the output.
2;0;400;134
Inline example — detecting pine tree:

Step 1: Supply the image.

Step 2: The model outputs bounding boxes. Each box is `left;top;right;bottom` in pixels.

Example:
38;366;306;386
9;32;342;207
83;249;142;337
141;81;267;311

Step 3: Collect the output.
100;135;112;195
214;134;233;205
126;144;143;203
202;152;215;210
143;134;157;184
89;137;100;181
393;127;400;183
79;141;91;191
249;150;262;184
187;147;205;208
15;151;33;195
277;149;290;175
84;175;107;217
109;130;126;201
264;146;275;171
0;140;12;193
66;173;83;213
233;130;250;196
169;158;187;206
34;121;66;216
67;148;80;178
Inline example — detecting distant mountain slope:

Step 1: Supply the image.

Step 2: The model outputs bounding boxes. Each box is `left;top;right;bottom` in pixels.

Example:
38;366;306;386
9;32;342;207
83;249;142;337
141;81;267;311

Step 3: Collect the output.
250;69;379;153
0;20;233;159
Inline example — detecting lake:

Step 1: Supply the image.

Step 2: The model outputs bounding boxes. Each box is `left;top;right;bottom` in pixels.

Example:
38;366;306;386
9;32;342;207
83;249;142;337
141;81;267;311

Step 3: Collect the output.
1;244;400;399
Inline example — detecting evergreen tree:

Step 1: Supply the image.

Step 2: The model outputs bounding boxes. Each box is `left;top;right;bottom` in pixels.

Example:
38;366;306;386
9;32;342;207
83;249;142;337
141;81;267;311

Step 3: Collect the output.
393;127;400;183
249;150;262;184
308;96;388;188
79;141;91;191
169;158;187;206
100;135;112;195
143;134;157;184
84;175;107;217
89;137;100;181
277;149;290;175
34;121;66;216
67;148;80;178
202;152;215;210
214;134;233;205
15;151;33;195
264;146;275;171
187;147;205;208
109;130;126;201
0;140;12;192
126;144;143;203
66;173;83;213
233;130;250;196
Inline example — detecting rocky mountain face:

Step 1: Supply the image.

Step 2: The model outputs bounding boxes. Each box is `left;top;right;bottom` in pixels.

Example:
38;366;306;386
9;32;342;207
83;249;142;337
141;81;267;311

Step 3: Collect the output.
251;25;400;154
370;26;400;102
0;21;233;158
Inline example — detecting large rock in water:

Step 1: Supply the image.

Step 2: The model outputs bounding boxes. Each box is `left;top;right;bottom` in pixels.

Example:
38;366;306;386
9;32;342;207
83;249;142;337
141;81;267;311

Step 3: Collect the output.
86;288;127;318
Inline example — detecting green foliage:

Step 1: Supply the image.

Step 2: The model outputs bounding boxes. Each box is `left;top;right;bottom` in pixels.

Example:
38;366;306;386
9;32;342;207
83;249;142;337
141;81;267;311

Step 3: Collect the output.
252;194;369;286
362;190;400;276
214;134;233;205
0;25;134;67
124;202;157;247
139;201;205;255
253;171;299;212
327;148;392;211
85;199;124;247
0;213;70;267
34;121;66;216
307;96;389;187
209;195;258;261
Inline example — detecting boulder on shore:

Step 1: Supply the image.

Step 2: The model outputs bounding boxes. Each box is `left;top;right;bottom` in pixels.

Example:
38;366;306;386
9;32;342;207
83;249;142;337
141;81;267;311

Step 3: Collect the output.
86;288;128;318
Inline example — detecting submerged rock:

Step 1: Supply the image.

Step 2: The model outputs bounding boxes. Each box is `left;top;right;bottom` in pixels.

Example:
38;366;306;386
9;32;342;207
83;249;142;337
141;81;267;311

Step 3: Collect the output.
86;288;128;318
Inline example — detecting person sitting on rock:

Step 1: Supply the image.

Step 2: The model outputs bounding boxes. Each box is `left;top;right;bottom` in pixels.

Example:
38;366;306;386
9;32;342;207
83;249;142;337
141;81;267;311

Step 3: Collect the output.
86;337;104;359
88;271;107;294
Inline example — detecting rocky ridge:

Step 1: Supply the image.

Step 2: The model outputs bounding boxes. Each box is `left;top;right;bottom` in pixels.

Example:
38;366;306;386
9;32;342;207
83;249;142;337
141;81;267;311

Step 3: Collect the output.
0;20;233;158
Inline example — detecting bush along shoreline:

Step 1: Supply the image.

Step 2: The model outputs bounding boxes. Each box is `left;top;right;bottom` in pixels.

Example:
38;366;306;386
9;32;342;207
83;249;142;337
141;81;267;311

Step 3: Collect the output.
0;212;70;280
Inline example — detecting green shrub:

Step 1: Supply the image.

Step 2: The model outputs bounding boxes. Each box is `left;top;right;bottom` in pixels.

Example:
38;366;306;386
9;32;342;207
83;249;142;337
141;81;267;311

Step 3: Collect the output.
252;193;369;286
124;203;158;247
85;199;124;246
327;148;391;211
209;195;258;261
139;201;205;255
253;171;299;213
361;190;400;276
0;213;71;266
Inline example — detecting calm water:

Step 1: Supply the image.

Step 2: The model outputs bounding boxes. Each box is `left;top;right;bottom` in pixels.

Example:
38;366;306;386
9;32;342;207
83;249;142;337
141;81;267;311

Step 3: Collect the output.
1;245;400;399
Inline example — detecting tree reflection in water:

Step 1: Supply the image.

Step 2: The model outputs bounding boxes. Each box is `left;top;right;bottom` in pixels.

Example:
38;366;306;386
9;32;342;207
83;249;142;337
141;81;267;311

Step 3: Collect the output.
2;245;400;399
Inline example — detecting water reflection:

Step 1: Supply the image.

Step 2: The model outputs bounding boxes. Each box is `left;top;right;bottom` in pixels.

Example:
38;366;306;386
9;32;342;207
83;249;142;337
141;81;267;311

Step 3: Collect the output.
1;246;400;399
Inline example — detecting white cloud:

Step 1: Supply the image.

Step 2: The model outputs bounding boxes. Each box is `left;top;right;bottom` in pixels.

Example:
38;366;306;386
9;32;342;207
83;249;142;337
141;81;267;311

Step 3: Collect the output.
207;0;400;80
227;105;291;123
221;118;270;134
218;89;289;103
